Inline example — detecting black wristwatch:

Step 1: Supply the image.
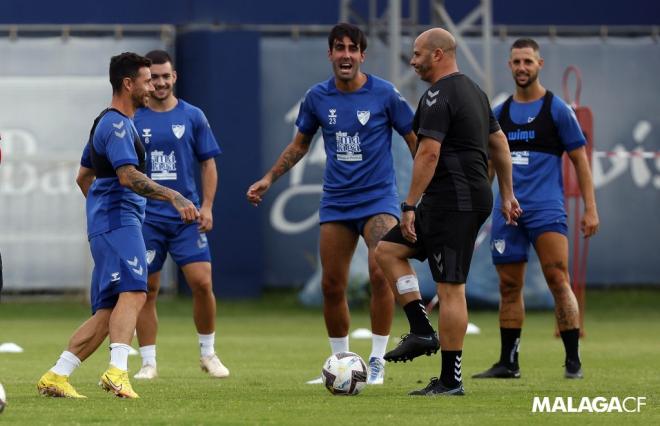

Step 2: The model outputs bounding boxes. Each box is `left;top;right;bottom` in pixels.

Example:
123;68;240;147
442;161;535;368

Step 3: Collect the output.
400;202;416;212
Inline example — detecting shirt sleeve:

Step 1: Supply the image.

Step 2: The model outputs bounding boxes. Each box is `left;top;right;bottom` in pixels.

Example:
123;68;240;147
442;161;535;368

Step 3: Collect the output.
416;95;451;143
552;97;586;152
488;108;501;134
386;85;414;135
80;143;92;168
192;108;222;161
98;118;140;170
294;89;320;136
492;103;503;121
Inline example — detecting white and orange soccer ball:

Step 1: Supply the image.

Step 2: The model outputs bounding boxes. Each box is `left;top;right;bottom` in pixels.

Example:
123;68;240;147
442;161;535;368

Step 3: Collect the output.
322;352;367;396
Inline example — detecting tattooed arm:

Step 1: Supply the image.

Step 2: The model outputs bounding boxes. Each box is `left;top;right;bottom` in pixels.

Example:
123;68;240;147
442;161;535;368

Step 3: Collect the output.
116;164;199;223
246;131;313;206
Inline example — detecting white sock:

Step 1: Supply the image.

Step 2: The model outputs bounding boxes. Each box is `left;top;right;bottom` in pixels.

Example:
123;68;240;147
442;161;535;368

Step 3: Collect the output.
329;336;349;354
139;345;157;367
369;333;390;361
51;351;81;376
109;343;131;371
198;332;215;358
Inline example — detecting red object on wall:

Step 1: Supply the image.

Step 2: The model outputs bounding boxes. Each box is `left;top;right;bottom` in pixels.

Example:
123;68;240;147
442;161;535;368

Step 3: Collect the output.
562;66;592;337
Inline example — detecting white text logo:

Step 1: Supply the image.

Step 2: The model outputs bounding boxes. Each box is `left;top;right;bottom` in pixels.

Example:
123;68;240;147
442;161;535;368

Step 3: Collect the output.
328;109;337;125
532;396;646;413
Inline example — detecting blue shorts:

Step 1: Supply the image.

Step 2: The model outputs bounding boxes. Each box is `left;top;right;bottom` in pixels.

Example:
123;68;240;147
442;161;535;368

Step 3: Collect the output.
319;196;399;235
490;207;568;264
142;220;211;273
89;225;148;314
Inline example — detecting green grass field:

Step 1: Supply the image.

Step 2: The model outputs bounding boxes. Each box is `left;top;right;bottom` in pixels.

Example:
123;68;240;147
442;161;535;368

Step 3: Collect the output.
1;289;658;425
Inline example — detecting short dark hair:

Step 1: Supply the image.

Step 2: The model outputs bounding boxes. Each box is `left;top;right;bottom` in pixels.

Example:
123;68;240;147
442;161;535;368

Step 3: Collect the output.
145;49;174;66
510;38;540;53
328;23;367;52
109;52;151;94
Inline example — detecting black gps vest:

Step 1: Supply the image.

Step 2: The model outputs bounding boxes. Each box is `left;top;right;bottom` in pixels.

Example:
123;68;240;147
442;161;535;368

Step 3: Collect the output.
87;108;146;178
498;91;564;156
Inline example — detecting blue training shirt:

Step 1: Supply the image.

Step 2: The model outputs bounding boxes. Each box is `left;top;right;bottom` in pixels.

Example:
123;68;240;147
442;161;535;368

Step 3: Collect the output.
80;110;146;238
493;95;586;211
295;75;414;203
134;99;221;223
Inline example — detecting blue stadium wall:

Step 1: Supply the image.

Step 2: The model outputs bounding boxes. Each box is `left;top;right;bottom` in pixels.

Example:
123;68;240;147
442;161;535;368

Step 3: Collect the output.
3;0;659;25
174;31;263;298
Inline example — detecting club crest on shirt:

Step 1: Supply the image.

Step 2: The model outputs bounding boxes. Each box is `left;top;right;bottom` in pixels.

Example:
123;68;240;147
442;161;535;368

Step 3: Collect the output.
357;110;370;125
172;124;185;139
493;239;506;254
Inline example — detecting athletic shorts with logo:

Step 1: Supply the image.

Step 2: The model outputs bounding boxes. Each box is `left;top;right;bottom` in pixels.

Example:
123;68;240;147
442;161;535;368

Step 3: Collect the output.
382;206;489;283
89;225;148;313
319;195;400;235
142;220;212;273
490;207;568;264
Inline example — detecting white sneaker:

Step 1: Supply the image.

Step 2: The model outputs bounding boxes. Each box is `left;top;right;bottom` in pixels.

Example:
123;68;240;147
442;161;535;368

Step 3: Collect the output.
306;375;324;384
133;364;158;380
367;357;385;385
200;354;230;378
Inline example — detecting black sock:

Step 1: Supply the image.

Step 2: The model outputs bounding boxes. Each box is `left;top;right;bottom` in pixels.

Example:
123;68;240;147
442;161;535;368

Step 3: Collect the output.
403;300;435;335
440;350;463;387
498;328;521;368
560;328;581;364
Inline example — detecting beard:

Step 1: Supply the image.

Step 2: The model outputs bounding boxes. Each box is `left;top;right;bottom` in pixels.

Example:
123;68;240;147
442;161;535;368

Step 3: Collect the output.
515;71;538;88
132;90;150;108
414;63;432;82
333;62;359;82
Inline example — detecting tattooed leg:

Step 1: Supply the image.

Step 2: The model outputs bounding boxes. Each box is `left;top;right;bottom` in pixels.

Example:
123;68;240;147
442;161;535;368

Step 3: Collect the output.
535;232;580;331
363;214;399;336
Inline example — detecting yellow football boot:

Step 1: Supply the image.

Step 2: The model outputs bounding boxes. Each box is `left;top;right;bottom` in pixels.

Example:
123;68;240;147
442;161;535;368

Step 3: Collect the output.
99;366;139;399
37;371;87;398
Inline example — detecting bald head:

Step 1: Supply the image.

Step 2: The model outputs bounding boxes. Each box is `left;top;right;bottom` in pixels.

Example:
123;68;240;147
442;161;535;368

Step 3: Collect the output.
417;28;456;56
411;27;459;83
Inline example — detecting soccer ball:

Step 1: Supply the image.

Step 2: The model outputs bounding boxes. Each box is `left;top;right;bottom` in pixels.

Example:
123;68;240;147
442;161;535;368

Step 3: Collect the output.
322;352;367;395
0;382;6;413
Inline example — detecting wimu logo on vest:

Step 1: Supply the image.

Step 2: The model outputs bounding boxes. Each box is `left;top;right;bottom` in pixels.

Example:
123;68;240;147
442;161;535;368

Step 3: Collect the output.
508;129;536;142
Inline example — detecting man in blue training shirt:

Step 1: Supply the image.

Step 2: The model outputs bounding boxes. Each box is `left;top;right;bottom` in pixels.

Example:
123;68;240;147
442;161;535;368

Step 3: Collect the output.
131;50;228;380
37;52;199;399
247;23;417;385
473;38;599;380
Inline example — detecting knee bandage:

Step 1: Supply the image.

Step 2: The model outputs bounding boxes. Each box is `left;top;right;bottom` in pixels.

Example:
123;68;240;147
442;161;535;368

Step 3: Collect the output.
395;274;419;295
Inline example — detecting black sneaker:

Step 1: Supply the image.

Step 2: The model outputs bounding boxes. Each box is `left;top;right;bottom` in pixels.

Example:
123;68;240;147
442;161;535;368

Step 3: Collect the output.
472;362;521;379
409;377;465;396
564;359;583;379
384;333;440;363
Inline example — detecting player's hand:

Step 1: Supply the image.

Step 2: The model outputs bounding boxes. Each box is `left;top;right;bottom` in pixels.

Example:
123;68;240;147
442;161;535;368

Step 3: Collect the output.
198;205;213;232
401;210;417;243
501;196;522;226
246;178;271;207
581;207;599;238
172;192;200;224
